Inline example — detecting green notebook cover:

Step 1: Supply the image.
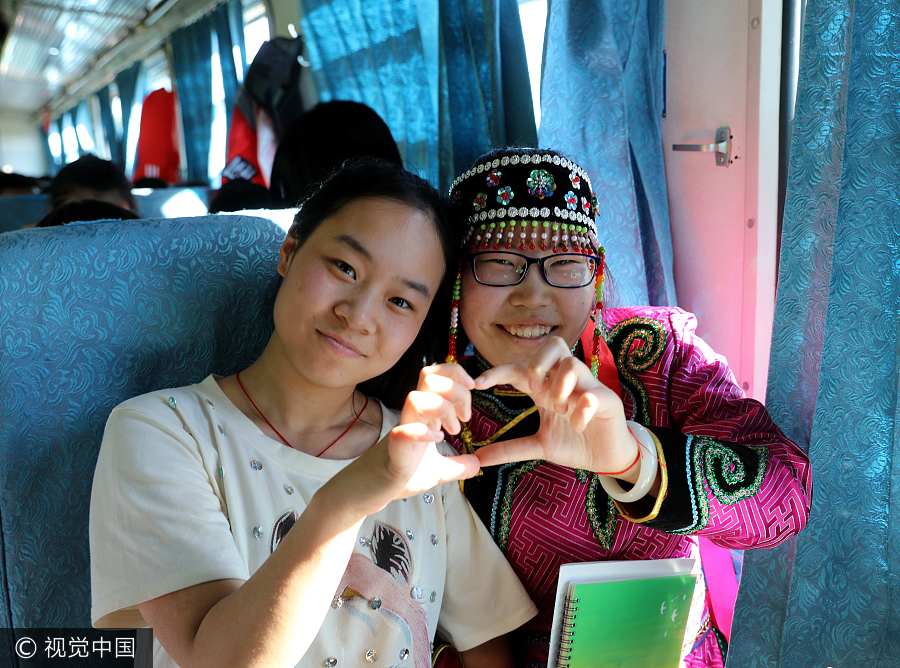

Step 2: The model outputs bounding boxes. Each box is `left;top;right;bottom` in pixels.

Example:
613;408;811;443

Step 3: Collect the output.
556;574;696;668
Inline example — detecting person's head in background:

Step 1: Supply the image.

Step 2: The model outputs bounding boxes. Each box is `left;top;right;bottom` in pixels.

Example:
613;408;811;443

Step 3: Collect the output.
208;178;276;213
133;177;169;189
268;101;403;207
0;172;41;196
35;199;139;228
49;155;137;212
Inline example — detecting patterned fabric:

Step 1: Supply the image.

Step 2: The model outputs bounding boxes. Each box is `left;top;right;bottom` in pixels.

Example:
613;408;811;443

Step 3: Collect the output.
437;0;537;191
301;0;437;182
300;0;536;191
0;216;283;631
539;0;675;307
447;306;812;667
728;1;899;665
448;149;600;254
169;17;214;183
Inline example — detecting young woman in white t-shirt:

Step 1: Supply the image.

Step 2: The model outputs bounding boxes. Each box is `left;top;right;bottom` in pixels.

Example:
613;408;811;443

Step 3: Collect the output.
89;159;536;668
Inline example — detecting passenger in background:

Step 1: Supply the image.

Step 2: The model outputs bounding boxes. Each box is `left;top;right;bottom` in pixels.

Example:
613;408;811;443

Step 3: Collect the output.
36;199;138;228
268;100;403;207
0;171;41;196
48;155;136;213
208;178;276;213
133;177;169;189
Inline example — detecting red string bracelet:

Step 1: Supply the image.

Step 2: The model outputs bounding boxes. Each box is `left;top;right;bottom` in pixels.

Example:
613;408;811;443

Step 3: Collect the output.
595;443;641;477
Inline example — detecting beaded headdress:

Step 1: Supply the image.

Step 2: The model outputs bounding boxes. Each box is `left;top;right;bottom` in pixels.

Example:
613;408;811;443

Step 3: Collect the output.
446;148;607;377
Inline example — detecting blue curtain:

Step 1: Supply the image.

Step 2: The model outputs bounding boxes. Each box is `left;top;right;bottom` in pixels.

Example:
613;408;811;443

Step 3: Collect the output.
76;100;96;155
96;86;122;167
212;0;241;124
728;1;899;666
169;16;215;183
300;0;536;189
54;117;65;165
66;108;82;155
436;0;537;190
539;0;675;307
114;61;143;168
39;123;58;175
228;0;247;75
300;0;437;181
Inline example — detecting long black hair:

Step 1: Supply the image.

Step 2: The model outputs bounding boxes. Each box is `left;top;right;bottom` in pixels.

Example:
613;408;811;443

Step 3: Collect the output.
286;158;458;409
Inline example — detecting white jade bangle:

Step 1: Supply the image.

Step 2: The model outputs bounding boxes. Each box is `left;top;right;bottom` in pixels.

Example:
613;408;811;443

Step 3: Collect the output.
598;421;659;503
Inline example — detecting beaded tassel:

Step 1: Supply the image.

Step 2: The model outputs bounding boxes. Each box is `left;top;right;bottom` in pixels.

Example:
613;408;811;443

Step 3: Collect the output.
446;269;463;363
590;251;606;379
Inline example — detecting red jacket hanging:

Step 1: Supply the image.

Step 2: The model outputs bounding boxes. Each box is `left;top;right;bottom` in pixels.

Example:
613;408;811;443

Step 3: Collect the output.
133;88;180;184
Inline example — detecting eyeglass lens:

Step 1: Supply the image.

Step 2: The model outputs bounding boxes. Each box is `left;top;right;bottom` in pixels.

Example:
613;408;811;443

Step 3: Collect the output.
473;252;597;287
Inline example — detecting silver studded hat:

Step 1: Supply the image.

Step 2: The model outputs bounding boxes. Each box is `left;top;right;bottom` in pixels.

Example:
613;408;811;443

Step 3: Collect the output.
448;147;601;255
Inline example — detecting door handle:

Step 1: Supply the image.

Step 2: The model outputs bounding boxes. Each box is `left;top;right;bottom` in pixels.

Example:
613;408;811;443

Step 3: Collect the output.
672;126;732;166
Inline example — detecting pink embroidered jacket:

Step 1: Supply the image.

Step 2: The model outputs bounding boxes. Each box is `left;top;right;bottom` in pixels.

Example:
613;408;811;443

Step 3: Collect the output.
447;306;812;668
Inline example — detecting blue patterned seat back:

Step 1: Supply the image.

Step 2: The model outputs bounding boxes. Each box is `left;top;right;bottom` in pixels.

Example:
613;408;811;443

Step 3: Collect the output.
0;194;51;233
0;216;284;631
0;188;211;233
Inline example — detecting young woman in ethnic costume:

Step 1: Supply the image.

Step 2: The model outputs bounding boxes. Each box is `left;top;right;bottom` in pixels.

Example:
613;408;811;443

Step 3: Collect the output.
440;148;812;667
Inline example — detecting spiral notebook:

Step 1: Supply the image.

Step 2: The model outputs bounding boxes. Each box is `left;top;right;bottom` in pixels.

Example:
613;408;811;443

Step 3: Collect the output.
547;558;697;668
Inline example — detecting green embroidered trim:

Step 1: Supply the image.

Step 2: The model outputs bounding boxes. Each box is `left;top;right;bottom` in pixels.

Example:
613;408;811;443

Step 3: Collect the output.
670;435;710;535
671;435;769;535
575;468;591;483
496;460;541;551
586;474;618;549
606;317;667;423
713;626;728;658
698;436;769;505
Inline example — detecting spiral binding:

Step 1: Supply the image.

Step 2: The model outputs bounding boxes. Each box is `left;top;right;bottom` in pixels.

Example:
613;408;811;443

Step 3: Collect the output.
555;595;580;667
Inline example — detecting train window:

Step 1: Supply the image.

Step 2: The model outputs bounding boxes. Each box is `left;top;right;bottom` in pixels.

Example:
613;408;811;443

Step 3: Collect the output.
517;0;547;128
243;0;271;66
143;50;173;93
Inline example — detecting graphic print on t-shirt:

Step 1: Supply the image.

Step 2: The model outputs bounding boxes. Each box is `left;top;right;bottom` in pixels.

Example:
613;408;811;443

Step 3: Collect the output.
367;521;412;583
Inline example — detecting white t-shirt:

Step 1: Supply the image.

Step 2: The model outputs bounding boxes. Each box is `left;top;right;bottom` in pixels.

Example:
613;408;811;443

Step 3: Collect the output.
90;375;536;667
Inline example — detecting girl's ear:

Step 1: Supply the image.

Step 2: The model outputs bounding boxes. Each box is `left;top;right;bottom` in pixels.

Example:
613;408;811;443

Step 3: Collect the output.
277;236;300;278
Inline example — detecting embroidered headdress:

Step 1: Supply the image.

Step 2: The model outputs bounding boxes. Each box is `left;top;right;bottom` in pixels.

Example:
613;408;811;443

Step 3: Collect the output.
449;148;601;255
446;148;607;377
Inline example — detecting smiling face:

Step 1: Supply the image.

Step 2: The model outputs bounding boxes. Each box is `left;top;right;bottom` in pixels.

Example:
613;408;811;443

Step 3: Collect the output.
459;246;595;366
272;196;446;390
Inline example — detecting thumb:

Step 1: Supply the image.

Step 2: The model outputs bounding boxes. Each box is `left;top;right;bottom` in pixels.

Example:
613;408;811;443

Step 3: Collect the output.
433;453;481;483
474;435;543;467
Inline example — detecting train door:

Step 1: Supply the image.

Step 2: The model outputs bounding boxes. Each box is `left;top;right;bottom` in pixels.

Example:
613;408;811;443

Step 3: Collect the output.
663;0;781;400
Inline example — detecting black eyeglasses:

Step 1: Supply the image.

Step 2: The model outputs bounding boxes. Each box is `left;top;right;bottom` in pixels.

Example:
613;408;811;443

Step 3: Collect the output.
469;251;601;288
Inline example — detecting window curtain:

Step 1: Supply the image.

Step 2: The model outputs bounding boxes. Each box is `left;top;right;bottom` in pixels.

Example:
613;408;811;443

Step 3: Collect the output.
66;108;83;155
300;0;437;181
54;116;66;166
114;62;143;168
539;0;675;307
96;85;122;167
299;0;536;189
39;122;58;175
212;0;242;124
169;15;215;183
436;0;537;190
728;1;899;665
228;0;247;76
76;100;96;154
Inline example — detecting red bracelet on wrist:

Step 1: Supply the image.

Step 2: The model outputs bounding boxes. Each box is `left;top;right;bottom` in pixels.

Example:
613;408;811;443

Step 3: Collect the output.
595;443;642;476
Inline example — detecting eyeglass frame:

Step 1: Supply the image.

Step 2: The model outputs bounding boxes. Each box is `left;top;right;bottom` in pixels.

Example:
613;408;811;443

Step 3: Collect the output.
467;250;602;289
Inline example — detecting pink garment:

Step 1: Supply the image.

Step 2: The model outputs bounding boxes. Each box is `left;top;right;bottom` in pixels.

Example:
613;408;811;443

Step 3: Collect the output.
448;306;812;667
